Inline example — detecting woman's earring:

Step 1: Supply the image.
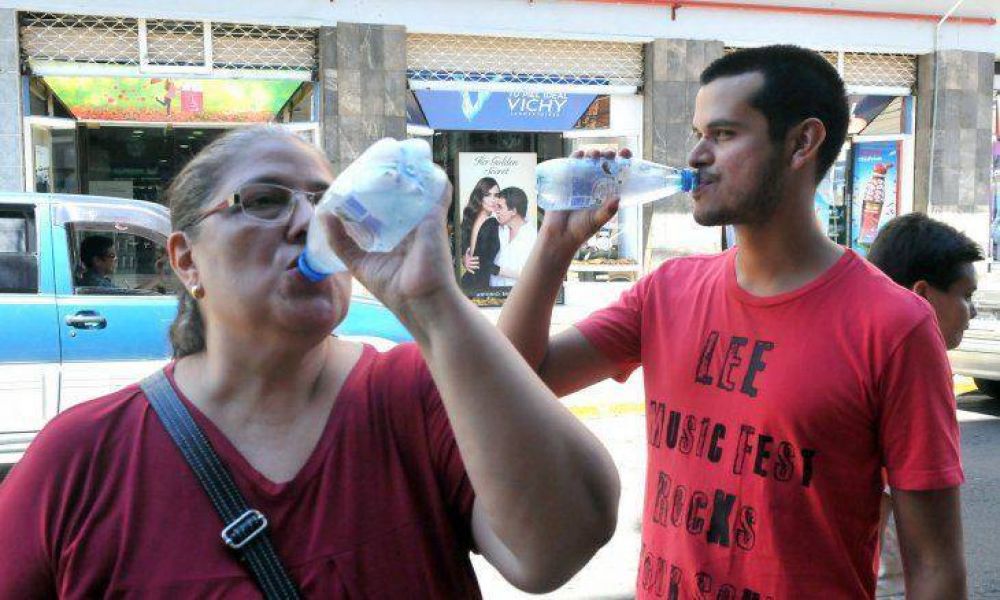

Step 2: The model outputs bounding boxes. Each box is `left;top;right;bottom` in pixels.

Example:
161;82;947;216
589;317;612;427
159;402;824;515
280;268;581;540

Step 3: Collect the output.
190;283;205;299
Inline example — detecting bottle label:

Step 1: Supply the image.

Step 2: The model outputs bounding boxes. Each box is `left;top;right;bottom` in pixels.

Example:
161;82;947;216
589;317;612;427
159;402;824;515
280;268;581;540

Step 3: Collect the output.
339;195;369;223
591;175;619;205
335;195;382;249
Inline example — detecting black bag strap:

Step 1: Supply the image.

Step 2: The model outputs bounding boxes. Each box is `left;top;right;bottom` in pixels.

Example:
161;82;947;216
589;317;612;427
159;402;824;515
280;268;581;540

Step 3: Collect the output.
140;369;301;600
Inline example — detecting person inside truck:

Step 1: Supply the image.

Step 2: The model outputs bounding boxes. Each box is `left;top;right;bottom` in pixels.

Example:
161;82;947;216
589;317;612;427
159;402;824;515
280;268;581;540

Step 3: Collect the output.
77;235;119;289
868;212;983;598
0;126;620;597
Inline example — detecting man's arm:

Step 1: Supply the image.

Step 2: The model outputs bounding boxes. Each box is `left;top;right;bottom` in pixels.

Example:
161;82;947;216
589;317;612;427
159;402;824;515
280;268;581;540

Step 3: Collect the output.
893;486;966;599
497;184;623;395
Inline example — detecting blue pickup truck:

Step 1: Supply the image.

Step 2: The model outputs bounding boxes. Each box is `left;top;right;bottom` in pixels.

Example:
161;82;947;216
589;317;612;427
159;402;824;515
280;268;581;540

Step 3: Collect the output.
0;192;411;468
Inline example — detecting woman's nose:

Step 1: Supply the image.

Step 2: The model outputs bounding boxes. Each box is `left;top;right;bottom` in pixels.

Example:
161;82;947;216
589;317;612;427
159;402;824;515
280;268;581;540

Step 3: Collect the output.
286;195;315;240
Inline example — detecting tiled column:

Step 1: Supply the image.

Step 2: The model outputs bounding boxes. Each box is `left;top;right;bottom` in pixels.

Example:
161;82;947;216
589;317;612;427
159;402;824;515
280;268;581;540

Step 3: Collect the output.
914;50;994;248
0;10;24;192
642;39;724;267
319;22;407;175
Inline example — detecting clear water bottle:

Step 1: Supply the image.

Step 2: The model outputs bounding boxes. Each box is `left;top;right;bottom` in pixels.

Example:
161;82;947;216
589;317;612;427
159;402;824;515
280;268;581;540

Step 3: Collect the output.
536;154;698;211
297;137;447;281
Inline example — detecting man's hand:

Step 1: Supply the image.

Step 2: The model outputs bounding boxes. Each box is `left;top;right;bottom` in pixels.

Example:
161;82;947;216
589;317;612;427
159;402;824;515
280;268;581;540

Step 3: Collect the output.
463;248;480;273
538;149;623;260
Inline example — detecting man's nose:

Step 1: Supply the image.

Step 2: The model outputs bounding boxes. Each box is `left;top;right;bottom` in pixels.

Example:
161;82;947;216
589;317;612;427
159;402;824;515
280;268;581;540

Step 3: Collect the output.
687;138;711;169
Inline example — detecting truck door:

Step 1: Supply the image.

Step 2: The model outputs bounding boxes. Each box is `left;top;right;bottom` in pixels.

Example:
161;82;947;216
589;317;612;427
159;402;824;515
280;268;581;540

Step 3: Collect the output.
51;201;179;411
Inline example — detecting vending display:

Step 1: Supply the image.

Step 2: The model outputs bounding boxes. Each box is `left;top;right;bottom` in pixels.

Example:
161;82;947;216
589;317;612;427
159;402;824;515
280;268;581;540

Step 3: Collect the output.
858;162;894;245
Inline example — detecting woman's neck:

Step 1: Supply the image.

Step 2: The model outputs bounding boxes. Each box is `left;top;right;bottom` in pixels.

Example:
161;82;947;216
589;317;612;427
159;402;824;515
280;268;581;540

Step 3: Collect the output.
176;333;341;419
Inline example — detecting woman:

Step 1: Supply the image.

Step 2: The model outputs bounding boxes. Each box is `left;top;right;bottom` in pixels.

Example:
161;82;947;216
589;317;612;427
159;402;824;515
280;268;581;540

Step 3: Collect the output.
459;177;502;291
0;128;619;597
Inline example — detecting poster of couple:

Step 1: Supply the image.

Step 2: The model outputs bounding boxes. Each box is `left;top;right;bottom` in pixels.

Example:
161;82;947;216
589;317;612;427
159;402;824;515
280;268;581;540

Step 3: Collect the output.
457;153;540;306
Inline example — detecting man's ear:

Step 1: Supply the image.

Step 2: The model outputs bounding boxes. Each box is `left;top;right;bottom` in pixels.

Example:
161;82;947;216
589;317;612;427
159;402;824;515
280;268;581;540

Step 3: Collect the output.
167;231;198;290
788;118;827;174
911;279;931;300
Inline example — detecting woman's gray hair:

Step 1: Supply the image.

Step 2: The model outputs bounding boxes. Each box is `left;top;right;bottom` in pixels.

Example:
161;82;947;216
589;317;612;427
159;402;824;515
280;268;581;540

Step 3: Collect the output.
165;126;315;358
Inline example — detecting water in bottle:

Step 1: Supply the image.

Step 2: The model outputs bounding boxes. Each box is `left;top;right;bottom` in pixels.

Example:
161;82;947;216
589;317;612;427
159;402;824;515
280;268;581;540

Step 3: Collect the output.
297;137;447;281
536;153;698;211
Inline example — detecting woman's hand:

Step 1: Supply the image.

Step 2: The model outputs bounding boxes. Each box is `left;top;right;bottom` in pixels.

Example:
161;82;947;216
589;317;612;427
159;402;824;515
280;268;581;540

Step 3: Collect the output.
538;149;623;260
323;181;461;327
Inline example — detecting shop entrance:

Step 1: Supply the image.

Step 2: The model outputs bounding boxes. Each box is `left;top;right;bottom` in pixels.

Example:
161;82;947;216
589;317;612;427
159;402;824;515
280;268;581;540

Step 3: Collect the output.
80;126;227;203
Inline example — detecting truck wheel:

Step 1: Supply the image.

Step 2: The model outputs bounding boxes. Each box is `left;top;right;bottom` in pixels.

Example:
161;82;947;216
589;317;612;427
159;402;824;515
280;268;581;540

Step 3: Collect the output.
973;378;1000;399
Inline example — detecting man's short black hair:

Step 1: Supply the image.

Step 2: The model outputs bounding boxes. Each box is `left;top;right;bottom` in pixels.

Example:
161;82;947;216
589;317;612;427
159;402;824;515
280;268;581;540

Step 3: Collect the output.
499;186;528;219
700;45;849;183
81;235;114;269
868;213;983;291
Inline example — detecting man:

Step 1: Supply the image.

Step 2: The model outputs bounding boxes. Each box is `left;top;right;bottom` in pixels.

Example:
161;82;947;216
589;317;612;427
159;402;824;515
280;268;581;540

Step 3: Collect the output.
868;213;982;598
499;45;966;598
78;236;118;288
490;187;537;287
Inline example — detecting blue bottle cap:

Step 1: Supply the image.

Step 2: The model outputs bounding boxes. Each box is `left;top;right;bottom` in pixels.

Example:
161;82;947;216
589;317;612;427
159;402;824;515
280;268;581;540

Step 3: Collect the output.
296;252;329;282
681;169;699;192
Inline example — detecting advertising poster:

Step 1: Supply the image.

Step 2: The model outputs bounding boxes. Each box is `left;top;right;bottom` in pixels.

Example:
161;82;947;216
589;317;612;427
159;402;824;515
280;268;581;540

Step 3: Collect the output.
44;76;300;123
415;90;596;132
457;152;538;306
850;140;901;257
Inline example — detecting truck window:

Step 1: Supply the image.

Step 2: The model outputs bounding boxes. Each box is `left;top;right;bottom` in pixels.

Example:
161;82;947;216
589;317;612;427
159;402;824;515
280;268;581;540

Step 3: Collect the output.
0;207;39;294
68;225;180;296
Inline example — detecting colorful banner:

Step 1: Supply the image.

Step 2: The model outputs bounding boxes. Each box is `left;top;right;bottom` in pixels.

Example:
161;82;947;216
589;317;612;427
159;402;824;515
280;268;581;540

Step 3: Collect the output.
851;140;901;257
457;152;538;306
44;76;301;123
414;90;596;132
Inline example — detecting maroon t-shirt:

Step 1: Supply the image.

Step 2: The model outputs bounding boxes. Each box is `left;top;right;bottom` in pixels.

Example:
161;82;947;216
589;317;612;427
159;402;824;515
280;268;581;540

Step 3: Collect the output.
0;344;480;598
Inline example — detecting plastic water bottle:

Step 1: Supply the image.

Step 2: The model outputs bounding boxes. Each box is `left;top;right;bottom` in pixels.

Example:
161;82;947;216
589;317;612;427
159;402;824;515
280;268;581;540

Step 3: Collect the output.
536;153;698;211
297;138;447;281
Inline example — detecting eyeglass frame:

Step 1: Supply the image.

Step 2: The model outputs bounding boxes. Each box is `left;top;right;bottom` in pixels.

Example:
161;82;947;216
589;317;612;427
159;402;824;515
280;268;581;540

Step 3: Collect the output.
186;182;327;229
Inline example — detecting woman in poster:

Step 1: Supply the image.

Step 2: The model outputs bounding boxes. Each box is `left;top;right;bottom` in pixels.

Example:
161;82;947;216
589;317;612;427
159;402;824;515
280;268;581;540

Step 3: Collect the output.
460;176;503;291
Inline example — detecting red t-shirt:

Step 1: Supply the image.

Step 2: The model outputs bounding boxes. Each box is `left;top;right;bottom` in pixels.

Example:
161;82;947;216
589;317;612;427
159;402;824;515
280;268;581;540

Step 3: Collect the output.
0;344;480;598
576;248;962;599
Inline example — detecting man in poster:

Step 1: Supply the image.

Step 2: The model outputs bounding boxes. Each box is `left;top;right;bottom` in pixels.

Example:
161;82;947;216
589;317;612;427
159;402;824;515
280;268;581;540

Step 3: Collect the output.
491;187;537;287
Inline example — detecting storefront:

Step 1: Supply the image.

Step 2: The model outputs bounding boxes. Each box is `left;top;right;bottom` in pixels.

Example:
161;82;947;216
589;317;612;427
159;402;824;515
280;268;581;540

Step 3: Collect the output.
19;13;319;206
404;34;645;305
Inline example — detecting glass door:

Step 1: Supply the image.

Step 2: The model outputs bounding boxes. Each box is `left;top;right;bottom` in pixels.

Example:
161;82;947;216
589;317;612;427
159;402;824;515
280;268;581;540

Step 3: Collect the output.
279;122;321;149
23;116;79;194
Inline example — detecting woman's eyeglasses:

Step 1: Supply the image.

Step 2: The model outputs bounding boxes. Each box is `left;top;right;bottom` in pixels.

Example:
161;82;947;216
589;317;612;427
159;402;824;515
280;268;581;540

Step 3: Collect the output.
189;183;327;228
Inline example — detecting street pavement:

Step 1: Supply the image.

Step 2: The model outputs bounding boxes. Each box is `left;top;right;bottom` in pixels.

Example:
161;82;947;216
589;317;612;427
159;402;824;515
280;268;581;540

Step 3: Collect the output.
474;376;1000;599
